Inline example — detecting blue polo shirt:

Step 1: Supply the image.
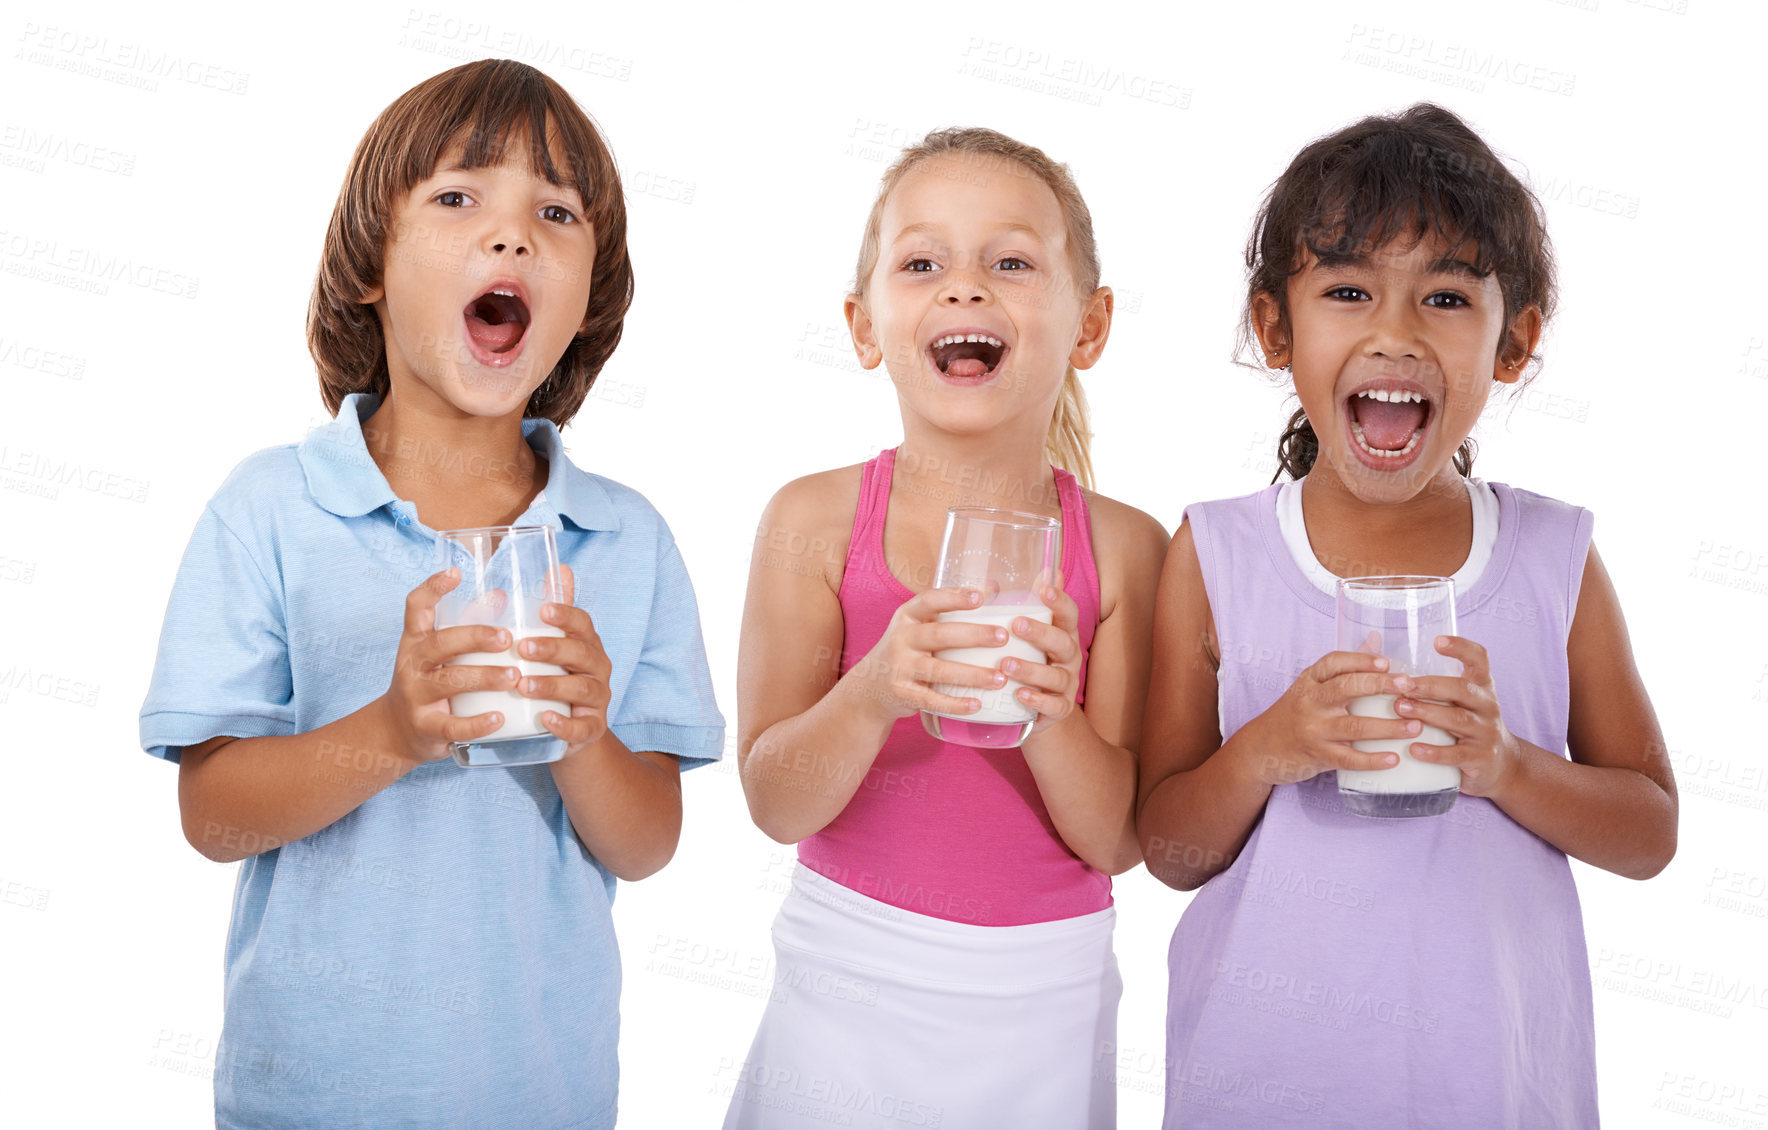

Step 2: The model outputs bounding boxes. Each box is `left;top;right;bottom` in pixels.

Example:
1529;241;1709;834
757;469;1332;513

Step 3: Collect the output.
140;393;724;1130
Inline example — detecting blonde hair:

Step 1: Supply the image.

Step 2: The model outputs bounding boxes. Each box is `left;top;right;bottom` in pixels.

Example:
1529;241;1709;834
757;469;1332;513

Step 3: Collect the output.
851;127;1098;490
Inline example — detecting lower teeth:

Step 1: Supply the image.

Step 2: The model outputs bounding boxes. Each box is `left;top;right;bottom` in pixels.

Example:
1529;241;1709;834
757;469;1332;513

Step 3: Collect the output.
1351;422;1420;459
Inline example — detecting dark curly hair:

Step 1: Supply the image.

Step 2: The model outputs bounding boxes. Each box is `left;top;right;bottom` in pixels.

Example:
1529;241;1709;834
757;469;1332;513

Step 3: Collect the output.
308;59;633;427
1240;103;1557;481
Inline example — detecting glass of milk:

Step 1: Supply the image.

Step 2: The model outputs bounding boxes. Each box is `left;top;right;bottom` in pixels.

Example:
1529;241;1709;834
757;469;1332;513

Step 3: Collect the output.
1335;576;1461;817
434;525;570;768
920;507;1061;749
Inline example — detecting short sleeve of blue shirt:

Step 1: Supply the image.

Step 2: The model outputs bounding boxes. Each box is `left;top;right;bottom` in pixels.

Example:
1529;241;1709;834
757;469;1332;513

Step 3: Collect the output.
141;503;295;762
608;535;724;767
137;395;724;1130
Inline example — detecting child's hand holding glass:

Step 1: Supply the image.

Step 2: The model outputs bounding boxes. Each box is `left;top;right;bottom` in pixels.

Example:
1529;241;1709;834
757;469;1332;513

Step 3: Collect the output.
1391;635;1522;798
842;587;1014;724
1001;581;1084;741
517;562;613;757
1240;651;1420;787
379;567;530;766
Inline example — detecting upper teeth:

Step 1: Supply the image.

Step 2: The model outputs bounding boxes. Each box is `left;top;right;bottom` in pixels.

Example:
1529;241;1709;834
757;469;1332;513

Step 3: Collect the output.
490;289;517;298
933;333;1003;349
1355;388;1423;403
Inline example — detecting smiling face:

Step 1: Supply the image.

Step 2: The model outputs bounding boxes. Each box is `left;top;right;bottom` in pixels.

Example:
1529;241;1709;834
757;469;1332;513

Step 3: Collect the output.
365;128;597;420
846;153;1109;441
1257;232;1538;503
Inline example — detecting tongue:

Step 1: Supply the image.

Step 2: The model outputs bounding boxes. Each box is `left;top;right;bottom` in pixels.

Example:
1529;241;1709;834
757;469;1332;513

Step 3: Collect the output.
1355;399;1426;451
466;314;523;354
946;357;990;379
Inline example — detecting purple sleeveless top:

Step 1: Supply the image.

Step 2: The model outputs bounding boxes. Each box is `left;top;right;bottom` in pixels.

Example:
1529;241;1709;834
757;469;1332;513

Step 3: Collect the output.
797;447;1112;925
1164;482;1598;1129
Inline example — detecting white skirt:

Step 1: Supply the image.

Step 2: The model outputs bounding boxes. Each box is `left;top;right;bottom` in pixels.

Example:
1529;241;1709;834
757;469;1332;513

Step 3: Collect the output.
720;863;1121;1129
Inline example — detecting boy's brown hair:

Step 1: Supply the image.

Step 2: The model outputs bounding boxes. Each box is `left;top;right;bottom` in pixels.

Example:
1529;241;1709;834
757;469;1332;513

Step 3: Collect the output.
308;59;633;426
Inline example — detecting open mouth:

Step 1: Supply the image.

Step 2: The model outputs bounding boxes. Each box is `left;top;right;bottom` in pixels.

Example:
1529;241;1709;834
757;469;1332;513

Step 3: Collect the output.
1346;386;1432;464
928;331;1007;383
462;284;531;362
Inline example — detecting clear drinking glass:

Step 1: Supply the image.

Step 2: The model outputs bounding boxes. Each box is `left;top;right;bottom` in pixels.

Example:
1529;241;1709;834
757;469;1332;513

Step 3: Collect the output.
1335;575;1461;817
920;507;1061;749
434;525;570;768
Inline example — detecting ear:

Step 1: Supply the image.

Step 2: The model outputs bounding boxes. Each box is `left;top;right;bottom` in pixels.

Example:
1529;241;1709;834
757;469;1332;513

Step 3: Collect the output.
360;282;384;305
844;294;883;370
1494;303;1543;385
1069;287;1114;371
1251;291;1290;369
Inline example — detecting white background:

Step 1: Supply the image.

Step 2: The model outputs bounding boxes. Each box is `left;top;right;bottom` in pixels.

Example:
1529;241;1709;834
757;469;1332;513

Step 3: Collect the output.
2;0;1765;1126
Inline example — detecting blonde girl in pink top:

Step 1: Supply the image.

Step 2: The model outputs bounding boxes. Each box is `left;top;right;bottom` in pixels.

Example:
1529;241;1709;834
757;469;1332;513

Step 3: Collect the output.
723;129;1168;1129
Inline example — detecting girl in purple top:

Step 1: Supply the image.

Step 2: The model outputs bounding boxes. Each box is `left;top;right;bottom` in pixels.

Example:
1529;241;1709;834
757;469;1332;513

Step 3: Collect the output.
1137;104;1677;1128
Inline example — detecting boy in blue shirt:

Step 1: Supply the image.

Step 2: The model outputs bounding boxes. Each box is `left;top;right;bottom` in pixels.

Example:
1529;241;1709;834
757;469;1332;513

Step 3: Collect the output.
140;60;723;1129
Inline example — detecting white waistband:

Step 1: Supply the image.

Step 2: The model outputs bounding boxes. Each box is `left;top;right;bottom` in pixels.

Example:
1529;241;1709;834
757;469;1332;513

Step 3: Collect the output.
777;863;1116;990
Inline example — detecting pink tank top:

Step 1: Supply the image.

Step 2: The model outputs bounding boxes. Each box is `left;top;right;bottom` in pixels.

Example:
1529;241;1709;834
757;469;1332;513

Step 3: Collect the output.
797;447;1112;926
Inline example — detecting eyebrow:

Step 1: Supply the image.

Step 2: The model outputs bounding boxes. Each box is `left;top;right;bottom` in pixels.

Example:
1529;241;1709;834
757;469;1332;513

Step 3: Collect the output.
1312;254;1489;281
428;162;582;200
1425;257;1487;281
887;221;1048;246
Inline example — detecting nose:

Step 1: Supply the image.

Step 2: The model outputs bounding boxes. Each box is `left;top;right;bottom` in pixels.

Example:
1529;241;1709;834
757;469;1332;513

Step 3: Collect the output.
1363;295;1423;362
938;257;990;305
482;204;533;259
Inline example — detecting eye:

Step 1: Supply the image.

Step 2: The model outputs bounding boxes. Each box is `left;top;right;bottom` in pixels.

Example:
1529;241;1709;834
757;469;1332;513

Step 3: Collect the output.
1424;291;1469;308
434;190;475;208
994;256;1031;271
1324;285;1369;301
540;204;577;224
903;257;940;273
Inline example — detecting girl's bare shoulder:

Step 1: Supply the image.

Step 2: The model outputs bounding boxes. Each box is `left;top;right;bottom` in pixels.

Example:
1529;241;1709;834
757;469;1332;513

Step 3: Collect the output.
754;463;868;593
1080;488;1171;615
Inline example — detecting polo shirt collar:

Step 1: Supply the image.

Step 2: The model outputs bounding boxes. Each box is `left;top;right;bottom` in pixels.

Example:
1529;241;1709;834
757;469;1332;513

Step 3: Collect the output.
298;392;620;532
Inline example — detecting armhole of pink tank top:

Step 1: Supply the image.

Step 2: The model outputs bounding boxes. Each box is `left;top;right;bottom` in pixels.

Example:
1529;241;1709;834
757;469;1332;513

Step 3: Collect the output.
1053;469;1101;620
836;447;914;605
1054;468;1102;705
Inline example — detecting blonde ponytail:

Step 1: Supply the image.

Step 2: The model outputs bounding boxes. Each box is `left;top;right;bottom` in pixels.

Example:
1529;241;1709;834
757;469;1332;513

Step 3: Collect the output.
1046;364;1094;491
